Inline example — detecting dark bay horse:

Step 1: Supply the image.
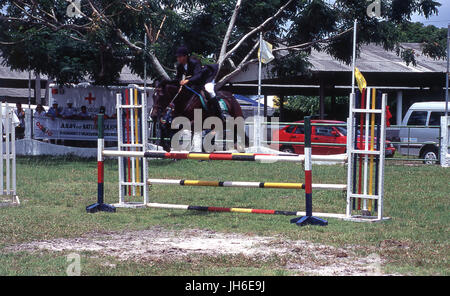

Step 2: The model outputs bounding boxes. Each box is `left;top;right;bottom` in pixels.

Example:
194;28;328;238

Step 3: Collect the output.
150;83;247;151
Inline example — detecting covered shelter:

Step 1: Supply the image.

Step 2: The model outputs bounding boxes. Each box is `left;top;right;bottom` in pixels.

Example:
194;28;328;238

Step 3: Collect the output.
224;43;448;125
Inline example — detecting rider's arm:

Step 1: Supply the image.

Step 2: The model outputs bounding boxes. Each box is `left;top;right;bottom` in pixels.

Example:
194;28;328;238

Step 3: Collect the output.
186;59;204;86
174;63;184;83
164;64;183;86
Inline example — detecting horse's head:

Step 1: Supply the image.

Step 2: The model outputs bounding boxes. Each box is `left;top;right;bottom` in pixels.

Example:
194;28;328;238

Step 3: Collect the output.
151;81;178;120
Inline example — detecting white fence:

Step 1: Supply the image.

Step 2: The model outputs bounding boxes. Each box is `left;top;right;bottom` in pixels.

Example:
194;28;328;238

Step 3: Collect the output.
0;104;19;206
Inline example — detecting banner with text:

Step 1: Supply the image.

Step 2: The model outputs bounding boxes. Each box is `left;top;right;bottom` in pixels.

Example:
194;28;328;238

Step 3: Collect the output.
33;116;117;141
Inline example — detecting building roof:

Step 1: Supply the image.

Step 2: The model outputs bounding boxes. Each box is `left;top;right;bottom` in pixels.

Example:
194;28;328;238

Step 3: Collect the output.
0;57;148;84
309;43;446;73
0;56;150;100
227;43;448;95
0;87;46;98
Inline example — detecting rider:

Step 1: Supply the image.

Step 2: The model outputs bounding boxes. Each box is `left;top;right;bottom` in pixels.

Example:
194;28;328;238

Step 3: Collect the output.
168;46;226;121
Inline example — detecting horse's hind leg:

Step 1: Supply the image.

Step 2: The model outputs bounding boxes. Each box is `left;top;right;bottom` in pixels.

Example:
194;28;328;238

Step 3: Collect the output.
234;123;248;152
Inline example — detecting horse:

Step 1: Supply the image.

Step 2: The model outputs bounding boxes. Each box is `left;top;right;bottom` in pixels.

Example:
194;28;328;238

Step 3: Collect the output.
150;83;248;152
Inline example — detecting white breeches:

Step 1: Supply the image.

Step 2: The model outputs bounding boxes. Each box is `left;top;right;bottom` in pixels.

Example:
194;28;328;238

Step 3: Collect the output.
205;82;216;98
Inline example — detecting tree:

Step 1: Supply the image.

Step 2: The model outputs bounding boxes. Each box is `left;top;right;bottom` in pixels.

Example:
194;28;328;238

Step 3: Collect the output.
0;0;444;86
398;21;448;61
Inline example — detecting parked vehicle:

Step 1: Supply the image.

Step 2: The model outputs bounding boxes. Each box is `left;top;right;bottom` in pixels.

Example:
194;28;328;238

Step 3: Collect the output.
272;120;396;156
399;102;449;164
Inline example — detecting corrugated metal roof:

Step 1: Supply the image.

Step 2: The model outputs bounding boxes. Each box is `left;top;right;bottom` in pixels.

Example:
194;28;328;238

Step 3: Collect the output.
0;57;148;84
309;43;446;73
0;64;48;80
0;87;46;98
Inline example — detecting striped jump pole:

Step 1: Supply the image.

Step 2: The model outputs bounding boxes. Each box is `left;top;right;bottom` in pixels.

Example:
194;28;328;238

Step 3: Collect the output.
86;114;116;213
148;179;347;190
147;203;314;216
102;150;347;163
290;116;328;226
146;202;347;219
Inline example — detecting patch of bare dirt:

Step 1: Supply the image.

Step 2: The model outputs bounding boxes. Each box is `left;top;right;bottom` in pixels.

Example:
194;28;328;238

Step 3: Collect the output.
6;227;390;276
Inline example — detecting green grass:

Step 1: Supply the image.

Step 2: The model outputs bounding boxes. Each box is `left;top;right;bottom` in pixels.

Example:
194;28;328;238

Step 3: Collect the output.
0;156;449;275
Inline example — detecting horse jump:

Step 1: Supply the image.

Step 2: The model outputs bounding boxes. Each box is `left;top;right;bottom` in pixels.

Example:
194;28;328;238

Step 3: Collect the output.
87;87;389;224
0;104;19;207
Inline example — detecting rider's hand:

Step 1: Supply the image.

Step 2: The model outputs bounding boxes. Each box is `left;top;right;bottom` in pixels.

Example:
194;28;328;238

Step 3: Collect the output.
180;79;189;86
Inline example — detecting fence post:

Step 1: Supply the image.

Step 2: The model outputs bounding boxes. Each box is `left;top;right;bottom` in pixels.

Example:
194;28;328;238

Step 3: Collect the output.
441;116;449;168
0;104;19;206
290;116;328;226
86;114;116;213
24;109;32;140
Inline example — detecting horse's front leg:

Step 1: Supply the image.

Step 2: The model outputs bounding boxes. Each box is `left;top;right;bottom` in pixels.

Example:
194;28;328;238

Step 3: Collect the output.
190;121;203;152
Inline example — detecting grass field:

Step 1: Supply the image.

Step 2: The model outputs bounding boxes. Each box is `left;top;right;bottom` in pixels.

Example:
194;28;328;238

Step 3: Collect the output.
0;156;449;276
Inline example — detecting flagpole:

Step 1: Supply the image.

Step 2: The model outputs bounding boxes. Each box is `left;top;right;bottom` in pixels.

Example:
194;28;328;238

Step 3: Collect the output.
144;33;147;92
256;32;263;149
351;19;357;95
445;23;449;117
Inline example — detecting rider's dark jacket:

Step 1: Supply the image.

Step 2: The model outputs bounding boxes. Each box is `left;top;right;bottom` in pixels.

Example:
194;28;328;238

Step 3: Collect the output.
174;57;204;86
172;57;219;88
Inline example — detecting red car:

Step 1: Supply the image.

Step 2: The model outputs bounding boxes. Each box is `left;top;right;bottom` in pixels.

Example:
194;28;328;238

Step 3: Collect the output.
271;120;396;156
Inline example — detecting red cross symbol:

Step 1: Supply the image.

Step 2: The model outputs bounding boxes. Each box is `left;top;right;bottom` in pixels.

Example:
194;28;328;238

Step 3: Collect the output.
85;93;96;104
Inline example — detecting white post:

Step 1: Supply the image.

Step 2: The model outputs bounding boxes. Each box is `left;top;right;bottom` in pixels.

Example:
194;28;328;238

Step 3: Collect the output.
377;94;387;221
6;105;10;196
141;91;149;204
116;92;125;204
11;108;16;197
363;88;371;211
24;109;32;140
0;103;3;196
445;24;449;118
143;35;149;204
441;116;449;168
346;109;354;218
130;89;136;196
256;32;263;150
396;90;403;126
351;20;357;92
349;19;357;119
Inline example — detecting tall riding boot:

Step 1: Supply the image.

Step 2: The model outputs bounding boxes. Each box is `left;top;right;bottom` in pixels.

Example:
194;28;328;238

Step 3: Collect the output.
210;97;227;122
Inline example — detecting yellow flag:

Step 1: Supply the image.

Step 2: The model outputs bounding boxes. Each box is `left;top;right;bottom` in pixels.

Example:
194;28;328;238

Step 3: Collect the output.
258;40;275;64
355;67;367;92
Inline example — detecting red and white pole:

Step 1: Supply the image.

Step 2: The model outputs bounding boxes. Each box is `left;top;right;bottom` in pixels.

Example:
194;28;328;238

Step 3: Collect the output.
291;116;328;226
86;114;116;213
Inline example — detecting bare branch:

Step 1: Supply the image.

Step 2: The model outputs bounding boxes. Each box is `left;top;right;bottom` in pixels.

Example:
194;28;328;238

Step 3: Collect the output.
273;28;353;52
144;23;154;43
238;40;259;66
221;0;295;62
155;14;168;42
218;0;242;67
216;58;258;89
116;28;170;80
227;58;236;69
216;27;352;89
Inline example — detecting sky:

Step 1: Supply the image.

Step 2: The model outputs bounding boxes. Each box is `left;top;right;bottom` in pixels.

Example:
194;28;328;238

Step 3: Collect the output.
412;1;449;28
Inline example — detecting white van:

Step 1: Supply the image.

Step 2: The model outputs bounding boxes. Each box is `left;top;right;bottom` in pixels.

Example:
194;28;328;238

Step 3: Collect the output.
399;102;449;163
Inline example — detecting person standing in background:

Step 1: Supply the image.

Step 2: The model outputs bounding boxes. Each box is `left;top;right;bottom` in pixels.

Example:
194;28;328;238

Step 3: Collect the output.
15;103;25;139
34;104;46;117
77;105;92;120
61;102;76;119
46;103;61;120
